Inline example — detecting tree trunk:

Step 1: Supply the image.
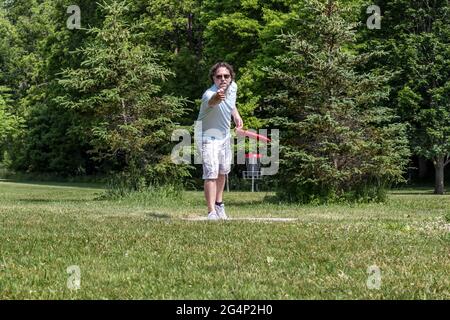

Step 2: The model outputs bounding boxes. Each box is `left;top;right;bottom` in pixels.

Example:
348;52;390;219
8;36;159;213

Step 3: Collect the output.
418;156;428;179
433;157;445;194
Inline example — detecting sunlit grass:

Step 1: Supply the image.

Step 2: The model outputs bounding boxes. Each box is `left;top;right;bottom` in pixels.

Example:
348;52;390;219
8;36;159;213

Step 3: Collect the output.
0;180;448;299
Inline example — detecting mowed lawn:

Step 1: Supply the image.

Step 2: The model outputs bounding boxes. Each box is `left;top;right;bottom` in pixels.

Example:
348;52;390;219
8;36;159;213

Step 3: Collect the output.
0;180;448;299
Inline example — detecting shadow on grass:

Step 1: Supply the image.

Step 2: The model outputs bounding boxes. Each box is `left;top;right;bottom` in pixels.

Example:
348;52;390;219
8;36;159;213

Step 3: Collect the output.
13;198;101;203
390;187;450;195
390;183;450;194
390;192;450;196
222;194;301;208
0;179;105;189
145;212;171;220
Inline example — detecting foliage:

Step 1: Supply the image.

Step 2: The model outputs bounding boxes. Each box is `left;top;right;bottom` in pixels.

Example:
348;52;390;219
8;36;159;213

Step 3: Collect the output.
2;0;450;198
360;0;450;194
266;0;410;203
56;1;191;188
0;86;23;161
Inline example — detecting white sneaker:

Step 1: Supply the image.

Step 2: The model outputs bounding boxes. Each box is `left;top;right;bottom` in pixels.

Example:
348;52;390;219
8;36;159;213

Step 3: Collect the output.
207;211;220;220
215;203;228;220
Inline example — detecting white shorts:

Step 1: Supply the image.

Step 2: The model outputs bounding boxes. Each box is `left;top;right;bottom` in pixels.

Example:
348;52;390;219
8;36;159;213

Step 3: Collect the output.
201;136;232;179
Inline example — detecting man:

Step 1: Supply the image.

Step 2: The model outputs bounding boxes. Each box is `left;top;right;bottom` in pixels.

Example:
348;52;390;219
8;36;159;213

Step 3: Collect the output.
197;62;243;220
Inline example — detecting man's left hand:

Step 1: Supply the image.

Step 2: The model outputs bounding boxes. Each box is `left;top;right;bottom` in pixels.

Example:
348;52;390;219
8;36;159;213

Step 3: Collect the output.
233;114;243;128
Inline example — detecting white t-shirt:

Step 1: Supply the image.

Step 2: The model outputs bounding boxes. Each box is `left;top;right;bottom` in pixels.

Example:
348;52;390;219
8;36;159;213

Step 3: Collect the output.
197;81;237;139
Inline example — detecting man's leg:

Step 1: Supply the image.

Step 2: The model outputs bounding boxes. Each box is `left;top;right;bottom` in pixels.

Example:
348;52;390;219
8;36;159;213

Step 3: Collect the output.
214;136;231;220
215;174;226;203
201;137;219;216
204;179;217;213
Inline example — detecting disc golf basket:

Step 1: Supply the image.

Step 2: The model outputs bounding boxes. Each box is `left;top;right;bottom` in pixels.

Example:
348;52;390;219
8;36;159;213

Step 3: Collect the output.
242;153;263;192
235;128;271;192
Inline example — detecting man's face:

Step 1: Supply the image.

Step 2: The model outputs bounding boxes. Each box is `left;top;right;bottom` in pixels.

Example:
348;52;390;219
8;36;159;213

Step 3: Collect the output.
213;67;232;90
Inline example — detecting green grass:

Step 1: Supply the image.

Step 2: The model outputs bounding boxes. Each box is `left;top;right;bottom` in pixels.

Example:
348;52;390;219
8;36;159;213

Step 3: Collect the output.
0;180;449;299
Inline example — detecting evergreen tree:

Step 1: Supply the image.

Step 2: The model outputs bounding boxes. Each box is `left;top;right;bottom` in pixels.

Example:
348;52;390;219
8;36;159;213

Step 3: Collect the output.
57;1;189;188
267;0;409;202
1;0;101;174
360;0;450;194
130;0;206;117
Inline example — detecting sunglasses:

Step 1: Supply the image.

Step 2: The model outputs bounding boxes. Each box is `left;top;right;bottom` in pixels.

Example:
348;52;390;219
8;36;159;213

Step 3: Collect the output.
215;74;231;80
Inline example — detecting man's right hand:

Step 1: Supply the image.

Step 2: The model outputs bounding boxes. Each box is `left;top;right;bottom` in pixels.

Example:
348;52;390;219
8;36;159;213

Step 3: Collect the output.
209;85;227;107
216;87;226;101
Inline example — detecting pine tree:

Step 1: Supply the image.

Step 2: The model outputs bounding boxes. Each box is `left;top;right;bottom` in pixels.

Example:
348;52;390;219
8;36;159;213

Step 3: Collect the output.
57;1;189;189
266;0;409;202
361;0;450;194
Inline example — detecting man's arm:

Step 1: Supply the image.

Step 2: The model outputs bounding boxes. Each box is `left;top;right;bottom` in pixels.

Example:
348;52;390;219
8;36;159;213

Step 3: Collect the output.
207;85;227;107
232;107;243;128
229;82;242;128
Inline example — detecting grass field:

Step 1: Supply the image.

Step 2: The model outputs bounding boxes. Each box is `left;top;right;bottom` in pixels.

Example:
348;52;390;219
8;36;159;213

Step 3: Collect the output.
0;179;448;299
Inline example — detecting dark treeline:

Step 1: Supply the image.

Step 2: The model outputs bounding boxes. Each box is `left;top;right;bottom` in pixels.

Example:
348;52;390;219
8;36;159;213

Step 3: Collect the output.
1;0;450;201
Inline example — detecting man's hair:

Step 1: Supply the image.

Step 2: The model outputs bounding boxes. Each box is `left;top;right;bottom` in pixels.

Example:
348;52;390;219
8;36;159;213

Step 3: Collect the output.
209;62;235;83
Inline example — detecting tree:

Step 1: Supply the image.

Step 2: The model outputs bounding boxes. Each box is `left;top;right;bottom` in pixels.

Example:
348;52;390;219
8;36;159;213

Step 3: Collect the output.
1;0;101;174
129;0;206;108
360;0;450;194
57;0;190;189
0;87;16;140
0;8;22;149
400;17;450;194
266;0;409;202
0;86;23;161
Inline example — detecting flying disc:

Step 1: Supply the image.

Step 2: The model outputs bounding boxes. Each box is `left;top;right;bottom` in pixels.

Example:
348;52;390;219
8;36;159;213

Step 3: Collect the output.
236;128;271;142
